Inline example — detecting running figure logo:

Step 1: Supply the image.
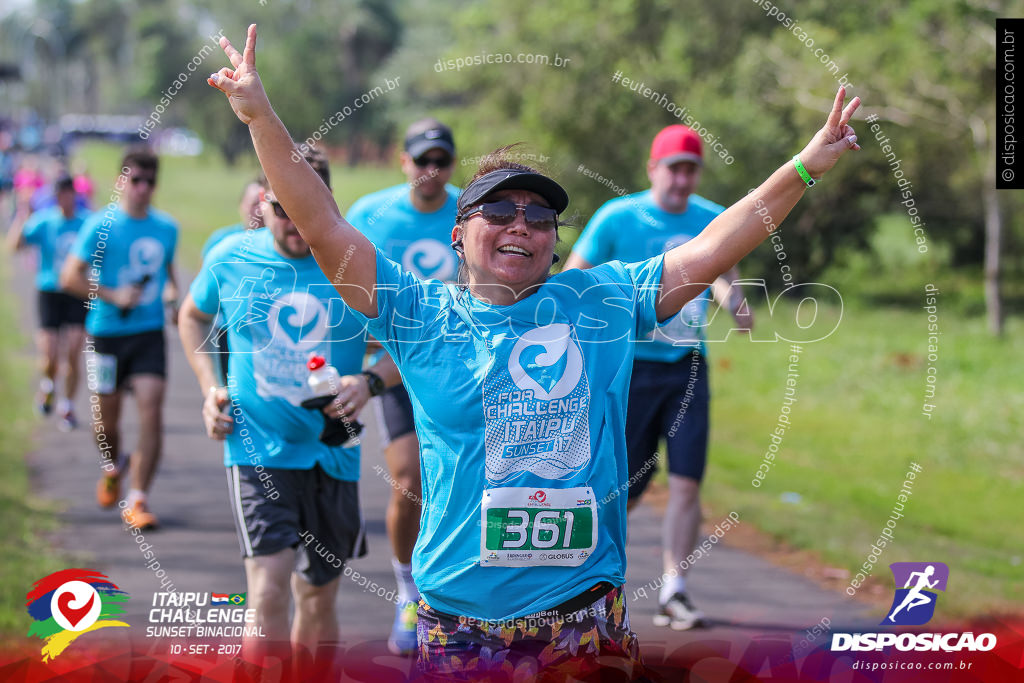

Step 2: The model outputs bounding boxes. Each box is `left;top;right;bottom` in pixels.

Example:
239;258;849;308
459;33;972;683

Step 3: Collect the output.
882;562;949;626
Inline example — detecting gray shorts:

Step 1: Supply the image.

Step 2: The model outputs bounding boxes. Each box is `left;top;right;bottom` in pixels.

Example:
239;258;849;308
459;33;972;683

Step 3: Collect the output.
225;463;367;586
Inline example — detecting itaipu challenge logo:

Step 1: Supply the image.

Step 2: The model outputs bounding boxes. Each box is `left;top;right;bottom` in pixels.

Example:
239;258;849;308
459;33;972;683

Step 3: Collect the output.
25;569;129;661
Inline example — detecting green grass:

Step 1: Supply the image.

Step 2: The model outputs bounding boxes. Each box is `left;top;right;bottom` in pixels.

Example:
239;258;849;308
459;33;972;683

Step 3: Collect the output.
74;141;403;267
696;297;1023;617
0;257;66;636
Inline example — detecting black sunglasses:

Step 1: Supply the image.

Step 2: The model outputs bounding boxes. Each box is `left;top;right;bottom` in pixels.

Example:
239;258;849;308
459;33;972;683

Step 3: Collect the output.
267;200;289;220
460;201;558;230
414;154;453;169
130;176;156;187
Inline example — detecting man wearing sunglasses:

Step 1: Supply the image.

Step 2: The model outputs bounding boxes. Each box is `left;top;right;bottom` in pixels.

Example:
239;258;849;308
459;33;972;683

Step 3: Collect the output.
345;118;460;656
61;147;179;530
179;148;400;665
565;125;754;631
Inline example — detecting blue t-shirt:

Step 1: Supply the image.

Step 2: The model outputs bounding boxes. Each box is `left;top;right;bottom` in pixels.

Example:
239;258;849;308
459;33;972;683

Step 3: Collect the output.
190;229;367;480
22;207;90;292
351;248;667;620
346;183;461;282
572;190;725;361
71;205;178;337
201;222;247;261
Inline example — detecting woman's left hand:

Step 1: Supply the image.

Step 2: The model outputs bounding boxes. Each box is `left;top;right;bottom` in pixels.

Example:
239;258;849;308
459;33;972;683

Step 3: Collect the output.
796;87;862;179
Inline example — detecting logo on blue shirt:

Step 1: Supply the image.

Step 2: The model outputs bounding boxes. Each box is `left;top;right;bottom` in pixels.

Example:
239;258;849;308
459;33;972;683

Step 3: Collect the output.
508;324;583;401
400;238;458;281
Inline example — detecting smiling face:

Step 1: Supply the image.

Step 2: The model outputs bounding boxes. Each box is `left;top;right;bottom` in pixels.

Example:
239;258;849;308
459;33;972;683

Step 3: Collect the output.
454;189;558;303
263;190;310;258
647;159;701;213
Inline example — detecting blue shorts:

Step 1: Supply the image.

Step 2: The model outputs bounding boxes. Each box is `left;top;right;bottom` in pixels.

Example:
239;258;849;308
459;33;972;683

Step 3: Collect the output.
626;352;710;500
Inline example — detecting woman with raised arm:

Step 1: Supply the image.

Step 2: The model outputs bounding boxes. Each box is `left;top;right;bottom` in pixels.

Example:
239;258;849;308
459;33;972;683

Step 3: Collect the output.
209;24;860;680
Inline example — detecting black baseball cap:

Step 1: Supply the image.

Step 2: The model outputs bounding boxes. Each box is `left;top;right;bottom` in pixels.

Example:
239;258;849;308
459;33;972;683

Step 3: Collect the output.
456;169;569;219
404;118;455;159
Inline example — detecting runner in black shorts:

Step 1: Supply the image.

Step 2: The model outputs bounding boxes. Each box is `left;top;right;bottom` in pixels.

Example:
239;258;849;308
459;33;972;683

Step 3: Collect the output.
179;147;400;667
566;125;755;630
89;329;168;388
226;464;367;587
60;148;180;530
7;175;90;431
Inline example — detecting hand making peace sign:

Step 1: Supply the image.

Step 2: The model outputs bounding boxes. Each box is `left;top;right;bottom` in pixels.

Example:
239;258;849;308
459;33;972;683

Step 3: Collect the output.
797;87;862;179
207;24;271;126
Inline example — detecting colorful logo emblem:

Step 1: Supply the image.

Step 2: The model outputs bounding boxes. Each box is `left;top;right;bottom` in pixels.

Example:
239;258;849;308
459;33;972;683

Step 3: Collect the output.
26;569;129;661
882;562;949;626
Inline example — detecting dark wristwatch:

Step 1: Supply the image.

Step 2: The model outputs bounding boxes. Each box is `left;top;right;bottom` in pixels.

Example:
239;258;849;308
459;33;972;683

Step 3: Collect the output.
361;370;385;397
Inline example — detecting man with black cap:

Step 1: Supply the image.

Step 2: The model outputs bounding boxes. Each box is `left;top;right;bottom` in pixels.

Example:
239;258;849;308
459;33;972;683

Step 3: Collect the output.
565;124;754;631
345;117;460;656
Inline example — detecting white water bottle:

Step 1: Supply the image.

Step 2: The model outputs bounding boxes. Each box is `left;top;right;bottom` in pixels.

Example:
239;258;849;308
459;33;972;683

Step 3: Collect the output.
303;354;362;447
306;354;340;397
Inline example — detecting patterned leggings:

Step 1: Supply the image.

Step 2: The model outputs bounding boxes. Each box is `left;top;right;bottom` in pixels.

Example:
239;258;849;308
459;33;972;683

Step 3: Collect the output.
414;585;647;682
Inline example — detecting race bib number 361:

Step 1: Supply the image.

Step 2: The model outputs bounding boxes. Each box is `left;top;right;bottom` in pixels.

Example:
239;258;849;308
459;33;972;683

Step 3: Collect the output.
480;487;597;567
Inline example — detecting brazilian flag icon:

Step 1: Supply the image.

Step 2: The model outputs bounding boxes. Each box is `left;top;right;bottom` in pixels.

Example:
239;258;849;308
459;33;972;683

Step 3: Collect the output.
229;593;246;605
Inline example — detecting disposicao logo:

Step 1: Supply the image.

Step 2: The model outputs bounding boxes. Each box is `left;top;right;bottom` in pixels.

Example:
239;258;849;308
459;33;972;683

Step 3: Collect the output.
883;561;948;626
831;562;996;653
26;569;129;661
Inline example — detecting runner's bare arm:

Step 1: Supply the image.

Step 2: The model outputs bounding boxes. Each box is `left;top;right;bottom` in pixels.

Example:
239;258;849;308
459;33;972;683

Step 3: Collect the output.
657;88;860;321
59;255;139;308
178;293;234;439
367;351;401;389
206;24;378;317
4;208;29;251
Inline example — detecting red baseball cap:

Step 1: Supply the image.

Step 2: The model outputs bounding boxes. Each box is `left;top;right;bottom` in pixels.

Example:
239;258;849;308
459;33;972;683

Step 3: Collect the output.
650;125;703;166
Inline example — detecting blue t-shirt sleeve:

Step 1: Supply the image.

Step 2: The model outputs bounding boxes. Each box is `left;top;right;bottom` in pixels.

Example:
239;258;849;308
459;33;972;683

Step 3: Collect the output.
571;202;618;265
71;216;100;263
189;265;220;317
345;197;374;234
190;239;236;316
347;248;436;360
200;232;220;261
166;220;179;265
21;212;46;246
620;254;665;337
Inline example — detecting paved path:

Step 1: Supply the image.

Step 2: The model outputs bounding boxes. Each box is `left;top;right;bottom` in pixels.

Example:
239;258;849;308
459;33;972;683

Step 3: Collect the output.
14;258;877;676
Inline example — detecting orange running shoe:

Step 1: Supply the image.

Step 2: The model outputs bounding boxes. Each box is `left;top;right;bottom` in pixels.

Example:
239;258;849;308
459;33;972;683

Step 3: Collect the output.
96;469;123;509
121;498;159;530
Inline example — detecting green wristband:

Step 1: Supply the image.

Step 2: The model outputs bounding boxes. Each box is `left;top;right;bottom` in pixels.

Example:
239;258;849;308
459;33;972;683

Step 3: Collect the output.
792;155;816;187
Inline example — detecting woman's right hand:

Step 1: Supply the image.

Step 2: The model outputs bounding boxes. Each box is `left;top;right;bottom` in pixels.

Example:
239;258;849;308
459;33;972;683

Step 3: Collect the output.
207;24;272;125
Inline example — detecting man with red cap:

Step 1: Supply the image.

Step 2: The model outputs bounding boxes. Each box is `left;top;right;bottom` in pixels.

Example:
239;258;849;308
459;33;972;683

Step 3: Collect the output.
565;124;753;630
